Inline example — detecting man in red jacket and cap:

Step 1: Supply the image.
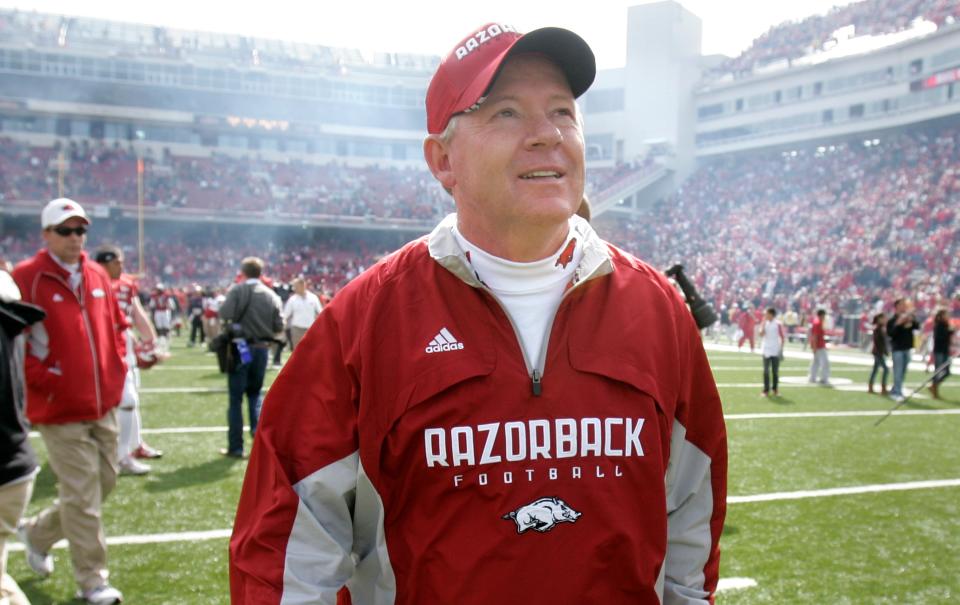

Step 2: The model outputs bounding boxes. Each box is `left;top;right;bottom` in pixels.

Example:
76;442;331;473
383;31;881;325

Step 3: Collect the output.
12;199;126;605
230;23;726;605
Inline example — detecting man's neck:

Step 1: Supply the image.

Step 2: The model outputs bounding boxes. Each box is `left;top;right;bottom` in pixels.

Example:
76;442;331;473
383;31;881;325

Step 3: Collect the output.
455;218;570;262
48;250;81;270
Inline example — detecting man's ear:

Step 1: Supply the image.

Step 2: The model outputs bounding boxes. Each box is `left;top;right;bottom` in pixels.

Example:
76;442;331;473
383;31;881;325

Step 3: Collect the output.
423;135;456;192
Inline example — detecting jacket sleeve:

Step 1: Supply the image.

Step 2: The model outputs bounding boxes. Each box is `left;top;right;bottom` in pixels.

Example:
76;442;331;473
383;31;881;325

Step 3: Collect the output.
663;307;727;604
22;321;60;398
219;286;240;323
272;294;285;335
230;301;361;604
11;270;59;398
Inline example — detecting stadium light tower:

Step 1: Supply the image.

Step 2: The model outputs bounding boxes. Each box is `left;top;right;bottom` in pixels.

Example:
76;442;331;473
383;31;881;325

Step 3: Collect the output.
135;129;146;276
57;149;65;198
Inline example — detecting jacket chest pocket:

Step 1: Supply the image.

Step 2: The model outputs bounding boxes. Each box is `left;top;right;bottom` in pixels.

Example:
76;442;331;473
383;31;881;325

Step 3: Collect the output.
567;345;677;469
357;348;497;485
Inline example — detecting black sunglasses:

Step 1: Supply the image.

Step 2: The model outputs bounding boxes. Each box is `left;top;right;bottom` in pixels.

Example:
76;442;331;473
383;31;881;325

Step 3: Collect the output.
51;225;88;237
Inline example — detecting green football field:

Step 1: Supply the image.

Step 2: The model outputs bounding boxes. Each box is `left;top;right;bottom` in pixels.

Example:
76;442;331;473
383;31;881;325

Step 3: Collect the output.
8;336;959;604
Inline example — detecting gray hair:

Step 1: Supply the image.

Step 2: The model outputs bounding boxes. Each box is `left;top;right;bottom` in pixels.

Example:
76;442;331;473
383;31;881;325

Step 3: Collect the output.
439;115;460;144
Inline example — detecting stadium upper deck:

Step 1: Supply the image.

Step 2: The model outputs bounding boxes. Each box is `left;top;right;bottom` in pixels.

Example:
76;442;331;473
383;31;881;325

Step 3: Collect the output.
0;8;435;164
705;0;960;81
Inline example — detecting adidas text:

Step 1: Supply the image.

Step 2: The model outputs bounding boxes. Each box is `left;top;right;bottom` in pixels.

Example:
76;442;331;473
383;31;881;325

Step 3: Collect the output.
425;342;465;354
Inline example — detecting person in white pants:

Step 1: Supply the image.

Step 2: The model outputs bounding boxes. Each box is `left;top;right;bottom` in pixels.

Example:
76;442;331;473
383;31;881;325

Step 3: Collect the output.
95;247;164;475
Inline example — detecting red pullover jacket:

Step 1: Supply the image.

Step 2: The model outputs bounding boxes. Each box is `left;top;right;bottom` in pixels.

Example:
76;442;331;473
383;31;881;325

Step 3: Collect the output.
230;216;727;604
12;249;126;424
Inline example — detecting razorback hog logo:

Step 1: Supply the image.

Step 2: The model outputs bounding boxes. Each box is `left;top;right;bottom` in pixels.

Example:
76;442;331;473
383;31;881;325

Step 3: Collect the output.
503;497;581;534
455;24;519;60
555;238;577;269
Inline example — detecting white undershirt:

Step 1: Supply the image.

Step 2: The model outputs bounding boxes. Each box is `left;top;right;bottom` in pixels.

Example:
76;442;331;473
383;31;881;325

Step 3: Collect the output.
50;253;82;294
452;219;584;368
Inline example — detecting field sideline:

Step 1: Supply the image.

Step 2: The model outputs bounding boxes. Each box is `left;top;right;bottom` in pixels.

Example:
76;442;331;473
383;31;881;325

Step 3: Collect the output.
8;336;958;604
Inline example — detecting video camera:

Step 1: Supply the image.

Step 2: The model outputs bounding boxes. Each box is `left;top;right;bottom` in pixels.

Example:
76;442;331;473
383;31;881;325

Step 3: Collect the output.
664;264;718;330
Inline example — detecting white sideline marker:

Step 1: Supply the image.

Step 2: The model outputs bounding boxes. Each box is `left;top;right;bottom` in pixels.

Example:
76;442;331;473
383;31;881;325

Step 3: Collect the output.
726;409;960;420
8;529;232;552
717;577;758;592
27;409;960;439
729;478;960;504
9;479;959;553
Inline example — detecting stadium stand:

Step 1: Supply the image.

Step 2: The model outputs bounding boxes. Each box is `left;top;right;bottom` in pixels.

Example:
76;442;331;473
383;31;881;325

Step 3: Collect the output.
713;0;960;77
598;122;960;317
0;137;645;220
1;4;958;328
3;123;958;322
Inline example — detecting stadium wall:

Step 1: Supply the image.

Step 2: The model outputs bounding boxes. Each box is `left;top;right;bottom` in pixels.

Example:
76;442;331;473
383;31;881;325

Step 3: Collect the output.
694;22;960;156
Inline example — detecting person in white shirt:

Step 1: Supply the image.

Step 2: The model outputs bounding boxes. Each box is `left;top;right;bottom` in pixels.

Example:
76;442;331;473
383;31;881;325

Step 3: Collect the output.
282;277;323;350
759;307;785;397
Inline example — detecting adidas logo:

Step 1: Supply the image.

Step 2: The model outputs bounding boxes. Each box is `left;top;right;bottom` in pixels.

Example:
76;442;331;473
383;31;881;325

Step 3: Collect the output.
425;327;465;354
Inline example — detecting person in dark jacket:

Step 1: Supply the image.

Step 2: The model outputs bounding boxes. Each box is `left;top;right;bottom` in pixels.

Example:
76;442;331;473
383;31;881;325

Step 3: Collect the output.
868;313;889;394
0;264;43;605
930;309;955;399
887;298;920;402
218;257;284;458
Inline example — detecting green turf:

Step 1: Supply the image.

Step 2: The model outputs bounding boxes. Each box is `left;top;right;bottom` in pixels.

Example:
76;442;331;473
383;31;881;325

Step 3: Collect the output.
6;336;958;603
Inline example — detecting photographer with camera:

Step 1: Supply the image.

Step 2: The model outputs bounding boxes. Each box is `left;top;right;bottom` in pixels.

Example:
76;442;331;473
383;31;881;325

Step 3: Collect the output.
887;298;920;403
218;257;284;459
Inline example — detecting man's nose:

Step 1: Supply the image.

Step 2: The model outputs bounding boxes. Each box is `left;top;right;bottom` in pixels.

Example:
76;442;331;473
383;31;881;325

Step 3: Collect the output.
524;114;563;149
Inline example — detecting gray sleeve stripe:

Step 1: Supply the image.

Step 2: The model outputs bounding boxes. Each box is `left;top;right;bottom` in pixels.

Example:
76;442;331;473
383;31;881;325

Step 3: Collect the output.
662;419;714;605
282;451;360;605
282;453;397;605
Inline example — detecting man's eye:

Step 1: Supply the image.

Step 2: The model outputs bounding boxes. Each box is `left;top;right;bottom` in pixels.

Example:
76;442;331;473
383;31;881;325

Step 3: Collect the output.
497;108;516;118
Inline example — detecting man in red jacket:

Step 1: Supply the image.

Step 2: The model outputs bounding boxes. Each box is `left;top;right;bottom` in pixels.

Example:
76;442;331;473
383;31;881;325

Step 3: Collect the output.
12;199;126;605
230;23;727;605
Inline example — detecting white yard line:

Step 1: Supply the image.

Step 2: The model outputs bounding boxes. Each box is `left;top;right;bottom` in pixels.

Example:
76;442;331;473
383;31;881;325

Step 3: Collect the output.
717;578;758;592
728;478;960;504
705;342;947;372
726;409;960;420
10;479;958;552
26;408;959;440
8;529;231;552
141;387;226;393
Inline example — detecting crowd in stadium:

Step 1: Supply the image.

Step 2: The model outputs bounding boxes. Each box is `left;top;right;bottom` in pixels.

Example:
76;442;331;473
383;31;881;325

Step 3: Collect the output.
0;137;641;221
600;123;960;321
3;124;959;327
717;0;960;76
0;138;454;220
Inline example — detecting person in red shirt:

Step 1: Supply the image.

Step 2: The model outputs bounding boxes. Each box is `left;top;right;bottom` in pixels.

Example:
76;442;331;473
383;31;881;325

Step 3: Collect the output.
808;308;830;385
738;305;756;352
12;199;126;604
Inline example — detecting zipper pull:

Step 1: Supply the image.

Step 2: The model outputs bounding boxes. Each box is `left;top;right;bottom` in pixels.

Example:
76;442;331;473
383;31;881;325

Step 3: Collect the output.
531;369;542;397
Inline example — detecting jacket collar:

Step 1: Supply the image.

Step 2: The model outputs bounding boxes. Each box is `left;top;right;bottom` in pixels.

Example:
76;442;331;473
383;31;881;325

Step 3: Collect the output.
427;213;613;289
38;249;89;280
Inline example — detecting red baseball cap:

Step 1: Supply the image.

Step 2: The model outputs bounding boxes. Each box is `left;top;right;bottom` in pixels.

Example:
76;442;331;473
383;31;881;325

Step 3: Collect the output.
426;23;596;134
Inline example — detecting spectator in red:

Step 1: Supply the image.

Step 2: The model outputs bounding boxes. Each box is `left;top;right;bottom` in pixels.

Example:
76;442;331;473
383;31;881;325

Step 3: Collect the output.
738;305;756;352
12;199;127;604
808;308;830;385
